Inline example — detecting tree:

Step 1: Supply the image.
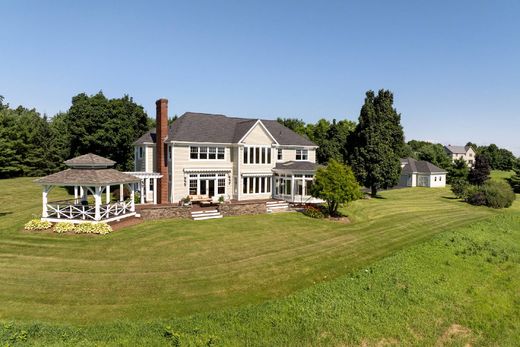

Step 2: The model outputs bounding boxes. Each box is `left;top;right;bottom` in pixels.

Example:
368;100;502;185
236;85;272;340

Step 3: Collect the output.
348;89;405;197
478;144;516;171
64;92;149;170
310;160;362;216
468;153;491;186
508;168;520;193
447;158;470;183
407;140;452;169
276;117;307;137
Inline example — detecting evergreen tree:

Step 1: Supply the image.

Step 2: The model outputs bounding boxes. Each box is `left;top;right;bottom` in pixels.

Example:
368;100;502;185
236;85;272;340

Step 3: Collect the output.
468;154;491;186
348;90;405;197
447;158;470;183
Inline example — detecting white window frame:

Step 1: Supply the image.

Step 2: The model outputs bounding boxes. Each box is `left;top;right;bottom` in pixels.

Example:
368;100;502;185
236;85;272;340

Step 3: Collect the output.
138;146;144;159
243;146;272;165
277;148;283;161
189;146;226;161
241;176;272;195
296;148;308;161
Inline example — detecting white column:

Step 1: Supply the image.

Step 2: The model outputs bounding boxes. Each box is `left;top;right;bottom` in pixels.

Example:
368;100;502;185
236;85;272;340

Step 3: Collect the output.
237;147;241;201
80;186;86;203
94;186;101;221
106;185;110;204
74;186;78;203
129;184;135;212
153;178;157;204
119;184;124;202
291;174;295;202
140;180;145;204
144;178;150;203
42;186;49;218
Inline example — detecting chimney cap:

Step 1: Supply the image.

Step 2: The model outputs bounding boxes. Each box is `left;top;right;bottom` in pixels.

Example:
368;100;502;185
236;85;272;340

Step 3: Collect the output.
155;98;168;104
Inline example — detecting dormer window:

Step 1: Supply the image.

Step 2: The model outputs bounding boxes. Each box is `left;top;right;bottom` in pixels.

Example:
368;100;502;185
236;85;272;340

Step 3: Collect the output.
296;149;308;161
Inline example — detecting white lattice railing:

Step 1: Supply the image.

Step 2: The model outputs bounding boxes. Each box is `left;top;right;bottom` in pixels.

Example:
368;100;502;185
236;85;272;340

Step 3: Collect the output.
99;200;132;219
46;203;97;220
46;200;133;221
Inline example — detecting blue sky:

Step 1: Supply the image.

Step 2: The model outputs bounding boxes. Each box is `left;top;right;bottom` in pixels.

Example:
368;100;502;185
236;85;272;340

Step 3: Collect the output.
1;0;519;155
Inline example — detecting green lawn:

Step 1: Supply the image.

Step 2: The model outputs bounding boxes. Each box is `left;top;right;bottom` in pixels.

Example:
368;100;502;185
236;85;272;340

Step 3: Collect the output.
490;169;514;182
0;178;518;345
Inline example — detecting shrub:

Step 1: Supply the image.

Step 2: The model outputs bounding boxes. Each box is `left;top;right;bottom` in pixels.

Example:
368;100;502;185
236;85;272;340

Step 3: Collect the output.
467;180;516;209
24;219;52;231
75;222;112;235
302;205;325;219
54;222;75;234
450;178;470;199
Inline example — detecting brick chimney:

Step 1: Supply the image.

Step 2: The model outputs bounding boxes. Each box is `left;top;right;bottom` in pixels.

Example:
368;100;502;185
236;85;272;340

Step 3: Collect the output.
156;98;169;204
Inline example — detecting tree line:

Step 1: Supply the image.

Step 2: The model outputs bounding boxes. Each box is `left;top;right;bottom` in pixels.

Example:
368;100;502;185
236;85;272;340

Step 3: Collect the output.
0;92;150;178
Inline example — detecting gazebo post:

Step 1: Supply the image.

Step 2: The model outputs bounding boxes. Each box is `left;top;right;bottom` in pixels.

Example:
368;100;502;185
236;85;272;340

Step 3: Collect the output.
74;186;78;203
106;185;110;204
81;186;87;203
94;186;101;221
129;184;135;212
42;185;49;218
119;184;124;202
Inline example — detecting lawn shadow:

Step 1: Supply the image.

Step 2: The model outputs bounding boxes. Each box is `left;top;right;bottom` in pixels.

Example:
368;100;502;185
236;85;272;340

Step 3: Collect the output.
442;196;458;200
0;212;12;217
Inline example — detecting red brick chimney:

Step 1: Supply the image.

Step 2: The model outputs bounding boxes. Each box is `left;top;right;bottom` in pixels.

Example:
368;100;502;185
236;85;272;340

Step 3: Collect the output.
156;98;169;204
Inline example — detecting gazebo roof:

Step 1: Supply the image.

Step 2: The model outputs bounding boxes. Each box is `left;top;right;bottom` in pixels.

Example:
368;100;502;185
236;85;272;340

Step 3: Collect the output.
35;168;140;186
64;153;116;168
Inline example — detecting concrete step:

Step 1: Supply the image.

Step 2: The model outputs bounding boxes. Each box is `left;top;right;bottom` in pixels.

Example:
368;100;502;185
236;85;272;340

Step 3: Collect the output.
193;214;223;221
268;205;289;210
191;210;223;220
266;201;287;206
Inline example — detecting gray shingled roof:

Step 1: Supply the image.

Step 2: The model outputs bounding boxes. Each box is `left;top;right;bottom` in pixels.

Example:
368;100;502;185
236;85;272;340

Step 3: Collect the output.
64;153;115;168
401;158;447;174
35;169;140;186
133;128;157;145
135;112;316;146
273;161;321;172
445;145;470;154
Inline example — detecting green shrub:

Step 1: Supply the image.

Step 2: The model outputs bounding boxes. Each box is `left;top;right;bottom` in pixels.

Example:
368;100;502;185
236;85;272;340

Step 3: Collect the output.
24;219;52;231
74;222;112;235
450;178;470;199
54;222;76;234
467;180;516;209
302;205;325;219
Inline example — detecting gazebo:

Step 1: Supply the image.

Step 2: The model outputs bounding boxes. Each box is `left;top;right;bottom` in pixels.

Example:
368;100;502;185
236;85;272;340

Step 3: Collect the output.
34;154;140;223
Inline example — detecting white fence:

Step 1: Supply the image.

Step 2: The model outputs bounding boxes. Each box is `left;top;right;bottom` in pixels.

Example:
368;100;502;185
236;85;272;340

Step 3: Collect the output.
46;200;133;221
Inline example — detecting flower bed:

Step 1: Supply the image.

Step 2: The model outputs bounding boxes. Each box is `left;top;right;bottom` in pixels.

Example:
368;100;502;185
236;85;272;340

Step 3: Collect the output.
24;220;112;235
24;219;52;231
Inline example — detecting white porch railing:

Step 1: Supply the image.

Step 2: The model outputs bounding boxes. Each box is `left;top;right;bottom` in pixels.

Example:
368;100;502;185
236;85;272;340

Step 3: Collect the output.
274;194;325;204
46;203;97;220
46;199;134;221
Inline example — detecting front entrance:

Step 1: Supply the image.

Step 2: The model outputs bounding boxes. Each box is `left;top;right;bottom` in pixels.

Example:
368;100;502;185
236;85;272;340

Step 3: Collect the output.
200;179;216;198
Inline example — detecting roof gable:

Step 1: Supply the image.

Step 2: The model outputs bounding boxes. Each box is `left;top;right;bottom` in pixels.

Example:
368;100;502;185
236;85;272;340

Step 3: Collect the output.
401;157;447;174
238;120;278;145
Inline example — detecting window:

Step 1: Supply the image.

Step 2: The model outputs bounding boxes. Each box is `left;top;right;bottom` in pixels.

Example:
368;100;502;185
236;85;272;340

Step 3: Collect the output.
243;177;248;194
218;179;225;194
255;147;260;164
149;180;154;191
267;148;271;163
439;176;442;182
242;176;272;194
296;149;308;161
277;148;282;160
138;146;144;159
189;180;197;195
190;146;225;160
167;145;172;160
261;147;266;164
190;146;198;159
244;146;272;164
243;148;248;163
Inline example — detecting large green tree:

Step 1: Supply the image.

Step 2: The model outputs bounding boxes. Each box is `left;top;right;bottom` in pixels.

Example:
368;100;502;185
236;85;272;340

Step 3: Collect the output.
310;159;362;215
348;90;405;197
407;140;452;169
65;92;149;170
478;144;516;171
468;153;491;186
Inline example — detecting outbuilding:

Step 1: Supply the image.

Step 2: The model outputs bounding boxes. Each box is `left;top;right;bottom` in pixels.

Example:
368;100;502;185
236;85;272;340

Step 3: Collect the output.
399;157;447;188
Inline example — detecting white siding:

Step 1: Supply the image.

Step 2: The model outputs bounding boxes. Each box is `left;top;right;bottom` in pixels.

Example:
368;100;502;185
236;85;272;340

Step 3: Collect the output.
242;123;275;145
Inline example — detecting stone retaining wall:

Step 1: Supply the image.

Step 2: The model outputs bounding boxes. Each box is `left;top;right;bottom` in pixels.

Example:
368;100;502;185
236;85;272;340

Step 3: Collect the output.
138;205;191;220
218;201;266;216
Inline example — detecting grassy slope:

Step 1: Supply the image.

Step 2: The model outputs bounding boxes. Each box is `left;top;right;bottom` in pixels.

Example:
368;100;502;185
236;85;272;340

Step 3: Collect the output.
0;178;498;325
1;200;519;346
490;169;514;182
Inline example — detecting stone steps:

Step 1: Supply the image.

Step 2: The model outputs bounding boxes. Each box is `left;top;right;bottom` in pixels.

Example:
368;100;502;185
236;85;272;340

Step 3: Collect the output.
191;209;223;221
266;200;290;213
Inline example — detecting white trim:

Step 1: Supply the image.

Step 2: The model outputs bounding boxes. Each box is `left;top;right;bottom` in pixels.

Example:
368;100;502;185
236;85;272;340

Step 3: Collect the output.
183;168;232;173
242;172;273;177
238;119;279;145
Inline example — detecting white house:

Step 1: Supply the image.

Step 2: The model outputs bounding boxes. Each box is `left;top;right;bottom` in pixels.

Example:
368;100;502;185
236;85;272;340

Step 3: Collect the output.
399;158;447;188
444;145;476;167
132;99;322;205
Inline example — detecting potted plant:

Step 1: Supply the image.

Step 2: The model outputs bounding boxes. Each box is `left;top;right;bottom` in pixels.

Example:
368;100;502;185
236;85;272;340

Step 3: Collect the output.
218;195;225;204
182;196;191;206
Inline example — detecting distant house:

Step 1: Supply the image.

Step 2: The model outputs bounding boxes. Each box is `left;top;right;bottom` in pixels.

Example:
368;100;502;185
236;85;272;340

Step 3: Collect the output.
444;145;476;167
399;158;447;188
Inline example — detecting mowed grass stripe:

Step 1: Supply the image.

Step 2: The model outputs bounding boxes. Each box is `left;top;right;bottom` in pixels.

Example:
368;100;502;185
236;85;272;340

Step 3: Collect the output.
0;178;499;323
